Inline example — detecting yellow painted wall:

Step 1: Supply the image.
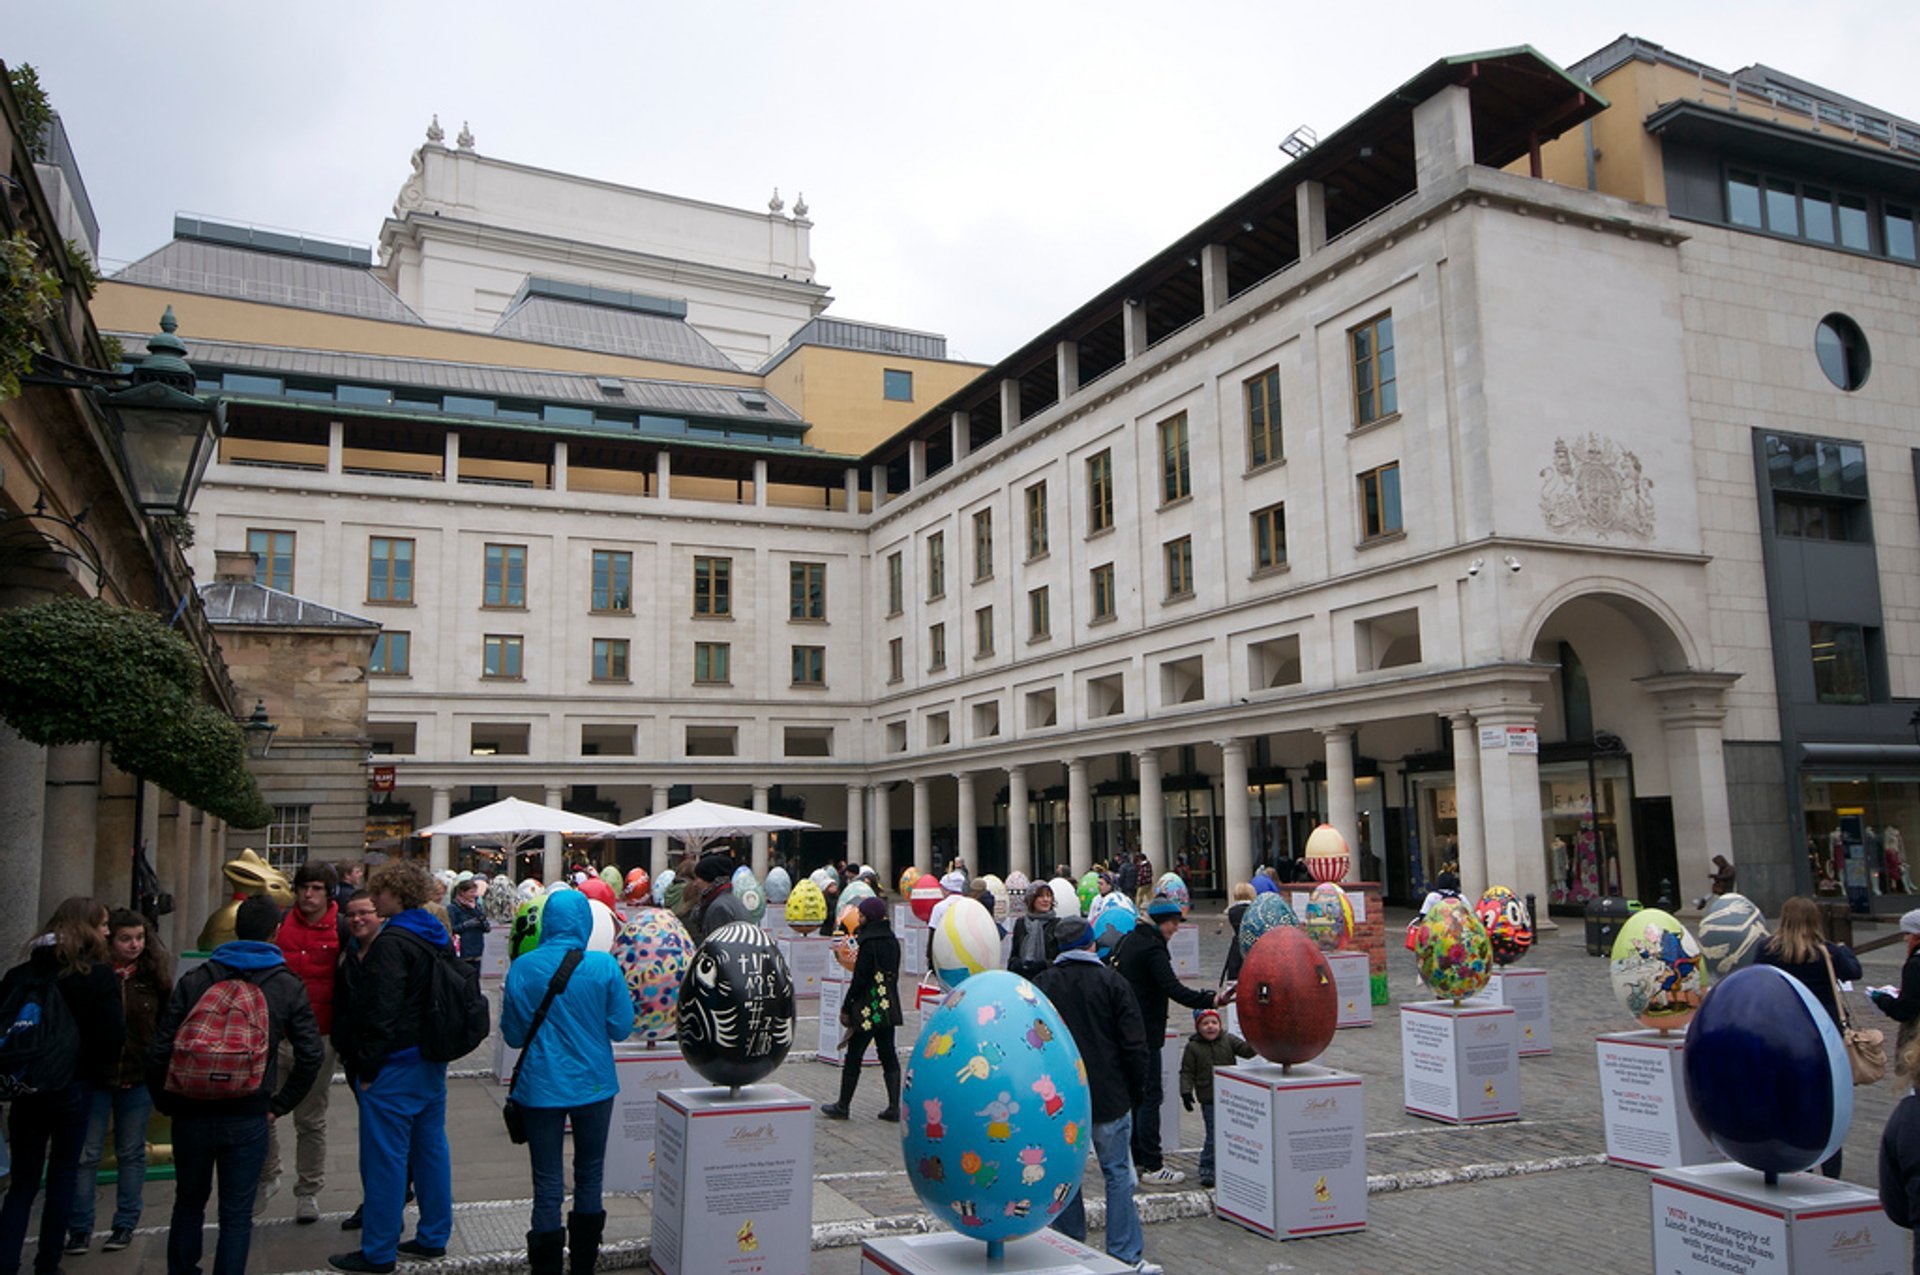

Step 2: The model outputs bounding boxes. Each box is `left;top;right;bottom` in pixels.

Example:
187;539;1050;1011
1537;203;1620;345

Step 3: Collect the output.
761;346;985;455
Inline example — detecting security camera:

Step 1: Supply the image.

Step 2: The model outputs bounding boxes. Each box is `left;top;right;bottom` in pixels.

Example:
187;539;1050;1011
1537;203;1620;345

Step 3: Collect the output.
1504;555;1522;574
1466;558;1484;577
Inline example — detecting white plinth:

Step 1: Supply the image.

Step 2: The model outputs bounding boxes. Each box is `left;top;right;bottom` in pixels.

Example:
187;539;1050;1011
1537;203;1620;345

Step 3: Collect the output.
1596;1030;1723;1170
1215;1062;1366;1240
492;1028;520;1088
776;935;834;997
859;1228;1132;1273
763;902;795;939
1400;1002;1519;1125
817;976;886;1067
650;1084;813;1275
1651;1162;1906;1274
1467;968;1551;1055
1158;1028;1183;1154
1168;924;1201;979
479;946;509;980
602;1042;691;1193
1327;951;1373;1028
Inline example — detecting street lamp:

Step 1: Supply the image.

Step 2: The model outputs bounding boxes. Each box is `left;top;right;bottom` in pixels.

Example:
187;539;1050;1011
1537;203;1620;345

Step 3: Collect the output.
241;699;278;759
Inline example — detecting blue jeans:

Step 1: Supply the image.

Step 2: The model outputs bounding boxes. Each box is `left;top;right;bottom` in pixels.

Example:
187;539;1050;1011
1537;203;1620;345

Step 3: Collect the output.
357;1054;452;1265
0;1080;89;1275
1050;1113;1143;1265
73;1084;155;1233
1198;1100;1216;1181
168;1112;269;1275
521;1097;614;1234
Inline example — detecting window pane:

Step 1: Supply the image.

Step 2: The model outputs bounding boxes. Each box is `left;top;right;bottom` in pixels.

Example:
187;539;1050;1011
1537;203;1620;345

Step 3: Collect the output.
1765;181;1800;235
1802;187;1835;244
1381;465;1402;533
1811;622;1869;704
1886;207;1918;261
1838;194;1870;251
883;369;913;402
1727;171;1762;227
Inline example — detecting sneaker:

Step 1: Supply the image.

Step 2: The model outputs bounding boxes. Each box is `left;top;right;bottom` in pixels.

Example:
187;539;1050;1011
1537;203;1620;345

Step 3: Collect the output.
328;1252;396;1275
396;1239;446;1260
296;1196;320;1225
103;1228;134;1253
818;1102;849;1119
253;1174;282;1218
1138;1167;1185;1186
1133;1262;1165;1275
64;1231;89;1257
341;1205;363;1232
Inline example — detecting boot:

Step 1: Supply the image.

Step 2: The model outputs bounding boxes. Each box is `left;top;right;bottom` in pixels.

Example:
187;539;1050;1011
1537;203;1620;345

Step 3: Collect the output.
566;1211;606;1275
877;1065;902;1122
528;1228;565;1275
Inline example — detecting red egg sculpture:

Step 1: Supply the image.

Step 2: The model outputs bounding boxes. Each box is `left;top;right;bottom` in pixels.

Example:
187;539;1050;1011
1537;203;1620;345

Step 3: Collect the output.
622;867;652;906
1235;927;1338;1069
909;872;944;923
578;875;620;917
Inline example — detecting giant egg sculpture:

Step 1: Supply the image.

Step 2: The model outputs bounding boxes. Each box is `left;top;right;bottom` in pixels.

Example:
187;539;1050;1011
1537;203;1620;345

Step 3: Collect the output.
1075;872;1101;916
1683;964;1851;1178
1697;894;1769;980
1473;885;1534;966
840;878;876;913
586;899;619;953
1090;896;1136;950
763;866;792;905
1154;873;1191;917
1088;890;1130;927
785;879;828;935
509;890;552;960
1004;871;1030;909
900;866;923;899
910;874;946;923
651;868;674;907
1045;878;1081;920
579;875;620;916
622;867;652;907
678;922;797;1090
610;908;694;1042
979;874;1009;921
731;866;767;924
1302;882;1355;952
1237;893;1299;956
930;896;1005;989
599;865;623;895
484;875;518;926
901;971;1091;1259
516;877;542;903
1237;927;1338;1067
831;906;860;973
1413;897;1493;1004
1302;824;1351;884
1610;908;1706;1032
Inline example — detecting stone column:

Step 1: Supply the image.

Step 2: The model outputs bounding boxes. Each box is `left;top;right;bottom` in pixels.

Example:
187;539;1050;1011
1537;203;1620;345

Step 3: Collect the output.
950;411;970;464
872;783;893;880
1296;181;1328;258
553;440;569;494
543;785;565;885
92;765;139;913
0;724;48;960
751;784;771;878
1473;706;1550;917
1007;767;1031;882
843;467;860;513
190;810;215;949
999;379;1022;432
1220;739;1253;891
1413;83;1475;192
429;784;453;873
327;420;344;474
1137;749;1165;879
956;772;978;873
1122;301;1148;363
912;778;931;869
1322;728;1357;882
1055;341;1079;403
1067;759;1092;878
1199;244;1229;314
1640;673;1741;916
1449;713;1487;898
870;463;889;508
908;439;926;489
158;797;190;955
442;431;459;484
650;784;671;878
845;783;866;868
40;742;100;920
752;458;768;507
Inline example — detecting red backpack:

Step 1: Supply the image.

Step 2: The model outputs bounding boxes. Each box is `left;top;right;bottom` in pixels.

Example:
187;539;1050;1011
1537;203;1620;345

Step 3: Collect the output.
165;968;271;1100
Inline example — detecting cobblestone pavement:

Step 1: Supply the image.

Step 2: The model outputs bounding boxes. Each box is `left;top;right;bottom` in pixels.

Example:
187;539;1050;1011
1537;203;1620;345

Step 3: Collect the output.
38;908;1919;1274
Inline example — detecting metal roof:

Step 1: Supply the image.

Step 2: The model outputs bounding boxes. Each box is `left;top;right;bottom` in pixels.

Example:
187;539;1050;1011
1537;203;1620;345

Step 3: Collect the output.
112;237;424;325
200;580;379;630
491;292;742;371
759;317;950;372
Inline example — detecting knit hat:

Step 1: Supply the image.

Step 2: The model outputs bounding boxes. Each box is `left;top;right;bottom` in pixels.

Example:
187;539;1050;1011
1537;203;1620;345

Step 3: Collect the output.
694;853;735;883
858;896;887;923
1195;1007;1221;1028
1055;919;1094;951
1901;909;1920;937
1147;896;1183;921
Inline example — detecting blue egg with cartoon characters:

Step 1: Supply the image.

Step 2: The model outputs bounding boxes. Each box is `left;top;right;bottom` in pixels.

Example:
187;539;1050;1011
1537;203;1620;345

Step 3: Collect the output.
900;970;1091;1250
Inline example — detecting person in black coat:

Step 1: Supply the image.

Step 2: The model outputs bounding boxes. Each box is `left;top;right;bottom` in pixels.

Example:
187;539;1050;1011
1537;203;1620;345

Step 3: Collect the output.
1008;881;1059;979
1873;910;1920;1061
1880;1032;1920;1274
1757;895;1863;1179
1113;896;1225;1185
1222;882;1255;985
820;897;902;1121
0;897;124;1275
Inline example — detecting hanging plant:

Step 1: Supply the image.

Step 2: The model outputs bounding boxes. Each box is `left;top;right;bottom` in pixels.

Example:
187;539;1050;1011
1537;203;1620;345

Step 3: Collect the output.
0;228;61;404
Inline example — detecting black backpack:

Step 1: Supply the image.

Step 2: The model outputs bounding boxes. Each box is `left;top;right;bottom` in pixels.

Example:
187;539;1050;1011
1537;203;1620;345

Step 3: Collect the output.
396;930;491;1062
0;964;81;1099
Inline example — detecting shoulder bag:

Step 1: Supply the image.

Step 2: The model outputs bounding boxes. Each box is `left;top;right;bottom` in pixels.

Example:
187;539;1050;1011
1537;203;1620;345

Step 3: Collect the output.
1822;945;1887;1085
503;949;584;1143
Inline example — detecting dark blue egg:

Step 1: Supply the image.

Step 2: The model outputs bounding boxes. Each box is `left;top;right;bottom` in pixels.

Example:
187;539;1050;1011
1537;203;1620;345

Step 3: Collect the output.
1682;965;1851;1176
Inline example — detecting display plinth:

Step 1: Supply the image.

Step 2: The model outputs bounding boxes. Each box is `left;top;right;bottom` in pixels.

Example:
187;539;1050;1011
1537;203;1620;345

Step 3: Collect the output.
859;1228;1133;1273
763;902;794;939
1214;1062;1366;1240
479;946;508;980
1596;1030;1722;1170
492;1027;519;1087
776;935;833;997
650;1084;813;1275
1400;1002;1519;1125
816;976;886;1067
1168;924;1200;979
1467;968;1551;1054
1650;1162;1905;1274
1158;1028;1183;1153
602;1042;691;1192
1327;950;1373;1028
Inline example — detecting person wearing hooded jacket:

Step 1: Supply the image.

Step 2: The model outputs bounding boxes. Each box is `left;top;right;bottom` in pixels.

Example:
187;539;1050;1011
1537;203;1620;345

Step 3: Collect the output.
501;888;633;1275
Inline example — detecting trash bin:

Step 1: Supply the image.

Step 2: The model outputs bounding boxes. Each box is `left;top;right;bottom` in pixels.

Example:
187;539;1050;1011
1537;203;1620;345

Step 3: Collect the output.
1584;896;1639;956
1817;900;1854;947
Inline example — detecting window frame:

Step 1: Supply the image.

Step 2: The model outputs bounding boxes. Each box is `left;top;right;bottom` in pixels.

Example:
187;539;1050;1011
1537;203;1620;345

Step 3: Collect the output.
248;528;295;592
264;805;311;872
790;644;826;687
883;368;914;402
1810;621;1871;705
886;551;904;617
1087;449;1114;534
1349;313;1398;427
1090;563;1116;623
1159;412;1191;505
591;637;631;683
370;631;410;676
483;543;527;609
1025;481;1049;559
928;621;947;672
927;531;946;600
482;633;524;680
888;637;904;683
1253;502;1288;573
1245;366;1283;470
1358;462;1403;542
693;640;732;686
972;509;993;582
789;561;827;622
693;555;732;618
1028;585;1052;641
367;536;414;604
1164;536;1195;602
591;549;633;613
975;604;994;658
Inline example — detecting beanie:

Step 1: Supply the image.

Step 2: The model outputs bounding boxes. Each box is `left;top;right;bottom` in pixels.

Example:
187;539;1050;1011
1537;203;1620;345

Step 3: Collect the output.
1195;1007;1221;1028
1054;919;1094;951
858;896;887;924
1147;896;1183;921
695;853;735;883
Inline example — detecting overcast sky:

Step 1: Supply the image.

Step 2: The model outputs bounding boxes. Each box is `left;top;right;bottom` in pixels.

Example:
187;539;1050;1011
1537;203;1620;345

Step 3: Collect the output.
12;2;1920;365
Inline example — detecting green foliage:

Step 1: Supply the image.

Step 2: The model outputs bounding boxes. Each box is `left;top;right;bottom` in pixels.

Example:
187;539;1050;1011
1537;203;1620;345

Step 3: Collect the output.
63;240;99;296
0;228;61;402
7;65;51;161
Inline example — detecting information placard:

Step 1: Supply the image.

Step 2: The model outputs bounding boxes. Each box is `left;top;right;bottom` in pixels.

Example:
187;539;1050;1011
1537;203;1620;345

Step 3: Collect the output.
1469;969;1551;1054
1651;1163;1904;1275
602;1043;691;1193
816;977;882;1066
776;935;834;997
651;1085;813;1275
1400;1002;1518;1124
1168;924;1201;979
1327;950;1373;1028
1214;1062;1366;1240
1596;1031;1721;1170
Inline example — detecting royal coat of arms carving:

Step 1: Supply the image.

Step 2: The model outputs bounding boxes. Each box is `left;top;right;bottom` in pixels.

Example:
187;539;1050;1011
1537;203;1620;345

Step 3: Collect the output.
1540;434;1654;539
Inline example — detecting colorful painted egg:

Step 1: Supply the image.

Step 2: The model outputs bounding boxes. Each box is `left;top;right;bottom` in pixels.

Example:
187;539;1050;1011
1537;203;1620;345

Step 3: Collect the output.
1696;893;1769;979
586;899;618;953
1302;883;1355;952
841;879;876;913
1091;898;1136;950
651;868;675;907
1684;965;1850;1175
730;866;767;924
1237;893;1299;956
600;865;623;895
622;867;652;906
1004;870;1030;896
900;866;923;899
579;875;619;915
1076;872;1101;915
610;907;694;1042
931;896;1004;989
763;866;792;905
1046;878;1081;920
1154;874;1191;917
1414;897;1493;1003
1473;885;1534;967
516;877;542;902
483;875;518;925
785;880;828;935
1237;927;1338;1067
677;922;797;1089
901;970;1090;1247
980;875;1009;921
910;873;945;923
510;890;552;960
831;908;860;973
1303;824;1351;883
1610;908;1706;1031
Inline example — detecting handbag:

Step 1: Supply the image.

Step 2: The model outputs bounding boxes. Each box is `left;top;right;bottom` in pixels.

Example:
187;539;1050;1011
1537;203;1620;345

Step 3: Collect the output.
1822;946;1887;1085
503;950;584;1143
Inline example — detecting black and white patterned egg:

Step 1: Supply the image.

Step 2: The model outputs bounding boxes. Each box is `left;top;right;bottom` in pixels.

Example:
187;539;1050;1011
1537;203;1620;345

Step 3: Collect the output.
677;921;797;1088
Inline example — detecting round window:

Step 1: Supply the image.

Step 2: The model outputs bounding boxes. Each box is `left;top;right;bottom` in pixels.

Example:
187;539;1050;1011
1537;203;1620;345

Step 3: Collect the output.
1815;314;1870;391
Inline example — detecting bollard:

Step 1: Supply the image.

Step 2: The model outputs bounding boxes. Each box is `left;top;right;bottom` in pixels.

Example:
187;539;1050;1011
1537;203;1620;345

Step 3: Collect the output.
1525;892;1538;936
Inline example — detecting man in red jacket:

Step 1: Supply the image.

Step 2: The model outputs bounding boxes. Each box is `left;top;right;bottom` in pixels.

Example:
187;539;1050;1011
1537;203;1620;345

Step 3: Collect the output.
260;860;341;1224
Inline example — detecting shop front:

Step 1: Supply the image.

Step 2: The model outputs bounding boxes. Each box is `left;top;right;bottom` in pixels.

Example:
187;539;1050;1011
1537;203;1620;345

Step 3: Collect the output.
1801;770;1919;906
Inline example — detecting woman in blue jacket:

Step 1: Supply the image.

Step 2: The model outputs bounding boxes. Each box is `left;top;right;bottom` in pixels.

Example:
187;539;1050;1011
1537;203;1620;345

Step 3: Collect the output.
501;888;632;1275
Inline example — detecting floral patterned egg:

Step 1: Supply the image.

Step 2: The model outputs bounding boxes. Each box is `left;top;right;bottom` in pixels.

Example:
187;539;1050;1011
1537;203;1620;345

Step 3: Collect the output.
622;867;652;906
1004;870;1030;898
1045;878;1081;920
901;971;1090;1249
1610;908;1706;1031
1697;893;1768;979
1413;897;1493;1003
1154;874;1191;917
1474;885;1534;966
678;922;796;1089
1302;883;1355;952
1088;891;1131;927
1090;897;1136;950
930;896;1004;989
1237;892;1299;956
763;866;792;905
483;875;518;925
610;907;694;1042
651;868;675;907
730;866;767;924
785;879;828;934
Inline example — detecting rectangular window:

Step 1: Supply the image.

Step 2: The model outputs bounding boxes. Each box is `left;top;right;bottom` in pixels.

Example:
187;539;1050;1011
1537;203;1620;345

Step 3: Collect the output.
248;529;295;592
482;634;523;679
1765;434;1867;497
1350;314;1397;426
1159;412;1191;503
1253;502;1288;571
887;552;903;616
483;543;526;608
975;605;994;657
1764;178;1800;236
694;641;731;685
1026;481;1049;558
1729;168;1885;256
693;556;731;617
1359;463;1403;541
791;644;825;686
592;638;630;682
1028;586;1051;640
370;631;410;676
1727;169;1763;228
264;805;311;872
1246;367;1282;469
1886;205;1918;261
1091;563;1116;622
972;510;993;581
888;637;904;683
1803;186;1836;244
789;561;826;621
1838;193;1870;251
1810;622;1869;705
927;532;945;599
1164;536;1194;601
367;537;413;603
1087;450;1114;534
883;369;914;402
592;550;632;612
928;622;947;671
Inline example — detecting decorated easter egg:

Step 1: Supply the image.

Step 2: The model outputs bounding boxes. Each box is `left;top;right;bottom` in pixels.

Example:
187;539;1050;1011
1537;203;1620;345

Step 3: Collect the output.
1697;893;1769;980
1091;897;1136;950
1004;870;1030;897
1237;927;1338;1066
980;875;1009;921
730;866;767;924
1076;872;1101;915
586;899;618;952
509;891;551;960
622;867;652;906
910;873;945;923
651;868;675;907
1251;873;1279;896
1303;824;1351;884
928;894;957;935
1473;885;1534;966
483;875;518;925
1237;892;1299;956
841;878;876;913
1046;878;1081;920
832;906;860;973
600;865;623;895
1302;883;1355;952
1154;874;1191;917
931;896;1004;989
1413;897;1493;1003
901;970;1090;1246
677;922;797;1088
1610;908;1706;1031
516;877;542;902
610;907;694;1042
579;875;619;915
763;866;792;905
785;879;828;935
900;866;923;899
1684;965;1851;1175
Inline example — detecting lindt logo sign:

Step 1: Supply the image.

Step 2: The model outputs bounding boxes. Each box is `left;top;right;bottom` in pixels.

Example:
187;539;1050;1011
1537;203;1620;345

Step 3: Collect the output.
1300;1097;1341;1119
725;1123;777;1147
1829;1226;1876;1253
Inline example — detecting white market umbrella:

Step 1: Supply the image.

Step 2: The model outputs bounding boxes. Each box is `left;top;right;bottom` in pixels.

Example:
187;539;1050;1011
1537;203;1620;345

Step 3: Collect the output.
417;796;618;859
608;797;817;855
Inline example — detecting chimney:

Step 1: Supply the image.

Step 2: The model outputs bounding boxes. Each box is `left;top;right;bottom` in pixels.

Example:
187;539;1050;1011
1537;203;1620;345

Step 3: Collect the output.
214;549;258;584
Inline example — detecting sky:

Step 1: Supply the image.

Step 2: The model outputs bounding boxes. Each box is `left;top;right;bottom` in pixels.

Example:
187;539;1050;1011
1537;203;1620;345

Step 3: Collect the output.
12;2;1920;366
